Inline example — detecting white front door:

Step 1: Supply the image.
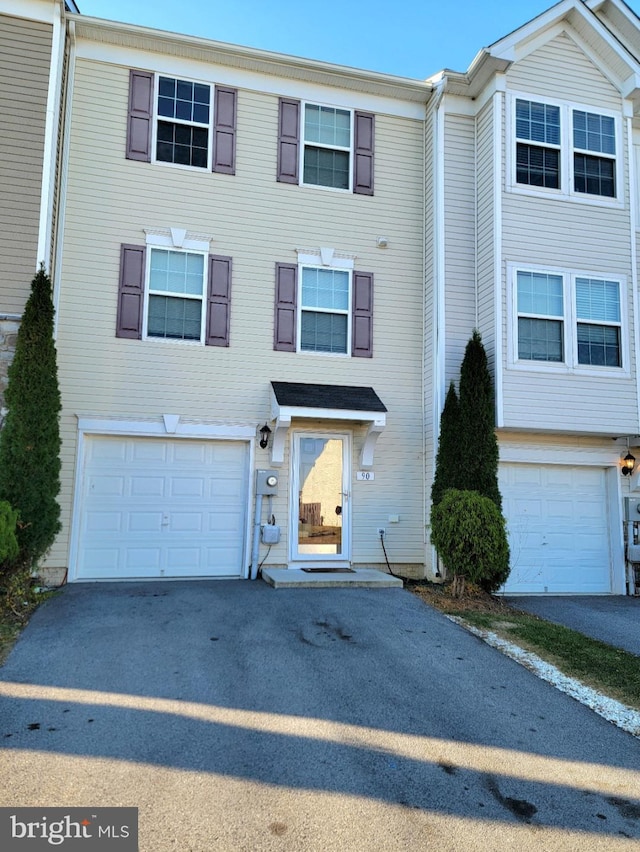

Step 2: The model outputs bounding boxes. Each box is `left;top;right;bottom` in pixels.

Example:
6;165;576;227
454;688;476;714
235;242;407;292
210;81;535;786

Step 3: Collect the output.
291;433;351;564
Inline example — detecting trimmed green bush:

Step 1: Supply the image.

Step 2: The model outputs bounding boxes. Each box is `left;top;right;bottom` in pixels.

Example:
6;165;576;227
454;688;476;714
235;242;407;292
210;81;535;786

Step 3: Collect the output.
430;489;510;594
0;266;61;573
0;501;19;563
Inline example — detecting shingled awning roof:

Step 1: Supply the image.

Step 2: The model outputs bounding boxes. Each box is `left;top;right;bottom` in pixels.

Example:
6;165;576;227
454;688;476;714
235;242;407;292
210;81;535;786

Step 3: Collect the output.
271;382;387;412
269;381;387;468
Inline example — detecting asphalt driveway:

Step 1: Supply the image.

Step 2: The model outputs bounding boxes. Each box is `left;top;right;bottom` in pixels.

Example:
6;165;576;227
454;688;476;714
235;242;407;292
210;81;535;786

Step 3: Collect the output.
0;582;639;851
505;596;640;655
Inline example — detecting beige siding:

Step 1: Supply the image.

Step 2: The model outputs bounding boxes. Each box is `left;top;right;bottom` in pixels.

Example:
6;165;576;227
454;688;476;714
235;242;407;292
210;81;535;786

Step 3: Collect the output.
506;32;621;109
443;113;476;386
53;57;426;572
423;104;435;492
476;99;496;373
500;32;638;435
0;14;52;314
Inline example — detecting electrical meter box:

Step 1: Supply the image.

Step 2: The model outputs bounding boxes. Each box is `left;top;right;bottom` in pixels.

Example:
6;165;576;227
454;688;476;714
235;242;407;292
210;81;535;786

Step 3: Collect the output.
625;497;640;521
256;469;279;496
261;524;281;544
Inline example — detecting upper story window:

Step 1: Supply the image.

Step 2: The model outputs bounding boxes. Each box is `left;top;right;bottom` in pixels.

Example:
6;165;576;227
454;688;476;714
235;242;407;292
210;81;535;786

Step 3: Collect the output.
512;266;624;371
516;271;564;362
302;105;352;190
576;277;621;367
277;99;374;195
156;77;211;168
300;267;351;352
515;100;561;189
573;111;616;197
116;232;232;347
274;250;373;357
147;248;205;341
126;69;237;174
511;96;620;203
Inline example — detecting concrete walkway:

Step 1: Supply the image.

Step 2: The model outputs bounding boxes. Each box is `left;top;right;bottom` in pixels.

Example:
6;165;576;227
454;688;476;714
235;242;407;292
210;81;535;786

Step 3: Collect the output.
504;596;640;656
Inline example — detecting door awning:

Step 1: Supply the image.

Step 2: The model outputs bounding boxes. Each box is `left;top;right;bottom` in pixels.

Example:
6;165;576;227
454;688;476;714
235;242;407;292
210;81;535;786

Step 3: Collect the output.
269;381;387;468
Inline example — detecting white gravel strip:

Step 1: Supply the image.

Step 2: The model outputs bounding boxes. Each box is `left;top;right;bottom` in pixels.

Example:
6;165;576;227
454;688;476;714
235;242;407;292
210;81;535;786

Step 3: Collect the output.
447;615;640;738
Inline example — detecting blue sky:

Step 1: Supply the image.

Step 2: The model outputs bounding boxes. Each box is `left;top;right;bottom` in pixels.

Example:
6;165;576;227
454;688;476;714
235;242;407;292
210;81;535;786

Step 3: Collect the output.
76;0;640;80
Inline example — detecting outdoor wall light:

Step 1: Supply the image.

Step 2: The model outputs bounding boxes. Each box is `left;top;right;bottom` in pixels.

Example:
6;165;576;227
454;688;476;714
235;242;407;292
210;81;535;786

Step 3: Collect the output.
622;451;636;476
259;423;272;449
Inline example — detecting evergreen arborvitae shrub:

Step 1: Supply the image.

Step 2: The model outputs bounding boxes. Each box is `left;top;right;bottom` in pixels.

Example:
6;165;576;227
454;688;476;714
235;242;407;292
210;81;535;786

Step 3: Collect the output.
458;330;502;510
0;266;61;574
0;501;19;563
430;489;510;594
431;381;462;508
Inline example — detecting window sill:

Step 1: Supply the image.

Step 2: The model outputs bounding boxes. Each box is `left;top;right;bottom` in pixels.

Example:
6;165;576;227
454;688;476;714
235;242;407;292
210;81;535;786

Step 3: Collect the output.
506;184;624;210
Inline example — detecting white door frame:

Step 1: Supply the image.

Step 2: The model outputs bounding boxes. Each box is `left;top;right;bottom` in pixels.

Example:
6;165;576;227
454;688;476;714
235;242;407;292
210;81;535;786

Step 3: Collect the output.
289;430;351;567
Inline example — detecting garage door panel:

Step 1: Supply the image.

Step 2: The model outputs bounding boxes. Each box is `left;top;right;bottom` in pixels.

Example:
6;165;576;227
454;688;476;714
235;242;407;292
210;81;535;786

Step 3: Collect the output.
76;436;249;580
500;463;611;594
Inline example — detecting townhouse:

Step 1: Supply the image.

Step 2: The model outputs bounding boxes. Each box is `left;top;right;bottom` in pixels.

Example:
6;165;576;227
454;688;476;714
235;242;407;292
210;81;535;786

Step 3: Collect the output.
3;0;640;593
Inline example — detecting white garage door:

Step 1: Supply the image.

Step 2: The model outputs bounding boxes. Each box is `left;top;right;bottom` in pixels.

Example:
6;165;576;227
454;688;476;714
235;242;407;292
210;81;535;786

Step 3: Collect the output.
499;464;612;594
75;436;249;580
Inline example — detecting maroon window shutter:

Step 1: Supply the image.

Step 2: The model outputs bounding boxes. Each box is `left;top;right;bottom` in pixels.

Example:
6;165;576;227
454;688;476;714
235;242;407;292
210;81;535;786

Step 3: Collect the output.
351;271;373;357
116;245;145;339
274;263;297;351
206;255;232;346
126;70;153;162
277;99;300;184
353;112;375;195
212;87;237;175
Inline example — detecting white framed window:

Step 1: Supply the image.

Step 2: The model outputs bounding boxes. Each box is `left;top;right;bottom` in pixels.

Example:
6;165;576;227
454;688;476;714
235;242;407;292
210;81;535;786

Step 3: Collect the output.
299;265;352;353
154;75;211;169
301;103;353;191
511;265;625;372
510;94;621;203
516;271;565;362
143;244;208;344
575;277;622;367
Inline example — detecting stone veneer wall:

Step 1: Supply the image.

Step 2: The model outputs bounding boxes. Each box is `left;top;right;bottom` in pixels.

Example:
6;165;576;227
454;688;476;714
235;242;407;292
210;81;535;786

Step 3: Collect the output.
0;315;20;426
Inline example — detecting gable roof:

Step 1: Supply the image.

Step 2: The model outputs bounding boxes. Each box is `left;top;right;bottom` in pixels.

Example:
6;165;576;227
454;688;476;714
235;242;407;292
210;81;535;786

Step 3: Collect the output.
431;0;640;110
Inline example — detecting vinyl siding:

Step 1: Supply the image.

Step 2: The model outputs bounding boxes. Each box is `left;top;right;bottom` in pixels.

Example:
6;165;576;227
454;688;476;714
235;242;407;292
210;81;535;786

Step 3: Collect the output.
476;98;496;374
506;32;620;109
0;14;52;313
443;112;476;386
500;32;638;435
52;57;426;572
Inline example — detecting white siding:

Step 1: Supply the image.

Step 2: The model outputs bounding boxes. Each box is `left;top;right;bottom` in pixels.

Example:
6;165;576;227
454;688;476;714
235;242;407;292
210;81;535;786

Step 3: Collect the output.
476;99;496;373
500;31;638;435
506;32;621;109
444;112;476;386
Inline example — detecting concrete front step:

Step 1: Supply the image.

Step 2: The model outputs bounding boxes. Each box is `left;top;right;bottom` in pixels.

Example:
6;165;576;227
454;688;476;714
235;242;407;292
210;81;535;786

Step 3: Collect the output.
261;567;403;589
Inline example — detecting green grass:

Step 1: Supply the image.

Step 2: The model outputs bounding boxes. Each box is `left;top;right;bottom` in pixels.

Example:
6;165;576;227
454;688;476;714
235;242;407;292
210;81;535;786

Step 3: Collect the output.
0;610;25;667
456;610;640;711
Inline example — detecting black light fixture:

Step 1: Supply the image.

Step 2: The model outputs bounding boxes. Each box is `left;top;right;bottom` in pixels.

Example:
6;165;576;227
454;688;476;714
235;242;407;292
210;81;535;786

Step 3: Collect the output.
622;451;636;476
259;423;272;449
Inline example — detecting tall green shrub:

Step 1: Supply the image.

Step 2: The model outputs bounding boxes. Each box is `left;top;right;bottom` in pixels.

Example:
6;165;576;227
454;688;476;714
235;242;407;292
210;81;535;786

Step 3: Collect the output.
458;330;501;510
0;266;61;573
431;489;510;595
0;501;19;563
431;381;462;507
